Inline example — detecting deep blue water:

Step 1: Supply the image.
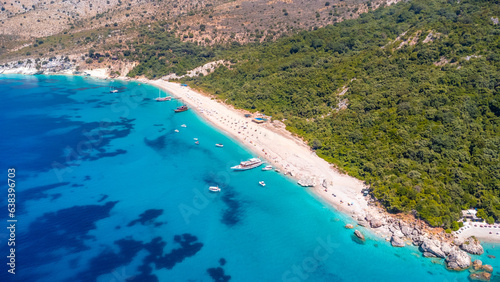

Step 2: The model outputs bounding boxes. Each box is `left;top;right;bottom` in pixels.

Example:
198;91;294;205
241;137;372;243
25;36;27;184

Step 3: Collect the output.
0;74;498;281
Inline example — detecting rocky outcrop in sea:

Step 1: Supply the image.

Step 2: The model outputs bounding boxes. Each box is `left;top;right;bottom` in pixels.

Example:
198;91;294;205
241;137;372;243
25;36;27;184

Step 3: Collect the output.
352;213;484;272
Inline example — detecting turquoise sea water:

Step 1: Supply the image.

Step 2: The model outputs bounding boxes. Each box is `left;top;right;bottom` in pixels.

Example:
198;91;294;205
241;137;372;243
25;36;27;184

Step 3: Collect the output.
0;74;498;281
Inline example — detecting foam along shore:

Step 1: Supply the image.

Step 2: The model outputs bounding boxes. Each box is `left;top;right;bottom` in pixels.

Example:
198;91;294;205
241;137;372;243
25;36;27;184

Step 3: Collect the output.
148;80;374;217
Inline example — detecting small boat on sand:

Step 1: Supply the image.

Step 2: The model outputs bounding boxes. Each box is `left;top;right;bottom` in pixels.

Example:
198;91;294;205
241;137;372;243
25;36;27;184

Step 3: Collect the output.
215;144;223;148
262;165;273;171
259;181;266;187
275;169;281;173
209;186;221;192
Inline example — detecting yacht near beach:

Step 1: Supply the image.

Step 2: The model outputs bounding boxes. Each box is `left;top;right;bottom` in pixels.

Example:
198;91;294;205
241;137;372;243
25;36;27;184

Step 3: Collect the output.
174;105;188;113
262;165;273;171
231;158;263;170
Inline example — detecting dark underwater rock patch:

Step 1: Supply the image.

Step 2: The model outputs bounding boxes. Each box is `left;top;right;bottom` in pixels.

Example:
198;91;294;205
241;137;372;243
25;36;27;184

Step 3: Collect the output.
97;194;109;203
144;134;167;150
78;238;143;281
207;267;231;282
77;233;204;281
127;209;164;227
220;190;243;227
16;201;119;277
22;182;70;201
21;201;118;254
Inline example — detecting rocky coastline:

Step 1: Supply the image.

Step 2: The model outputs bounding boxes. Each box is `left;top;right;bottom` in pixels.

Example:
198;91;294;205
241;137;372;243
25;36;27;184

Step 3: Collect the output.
0;56;76;75
350;210;494;279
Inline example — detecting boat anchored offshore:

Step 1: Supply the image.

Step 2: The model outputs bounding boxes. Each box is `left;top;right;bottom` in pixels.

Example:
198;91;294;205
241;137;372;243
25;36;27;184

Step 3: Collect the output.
262;165;273;171
109;82;118;93
215;144;224;148
174;105;188;113
231;158;263;171
209;186;221;192
259;181;266;187
155;89;171;101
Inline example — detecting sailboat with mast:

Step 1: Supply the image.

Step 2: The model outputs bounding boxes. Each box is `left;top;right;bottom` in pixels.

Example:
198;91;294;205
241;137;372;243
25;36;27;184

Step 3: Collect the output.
109;80;118;93
155;88;172;101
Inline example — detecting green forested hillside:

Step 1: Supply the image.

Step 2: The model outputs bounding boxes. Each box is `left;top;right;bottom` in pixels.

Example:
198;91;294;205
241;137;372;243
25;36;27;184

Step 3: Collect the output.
132;0;500;228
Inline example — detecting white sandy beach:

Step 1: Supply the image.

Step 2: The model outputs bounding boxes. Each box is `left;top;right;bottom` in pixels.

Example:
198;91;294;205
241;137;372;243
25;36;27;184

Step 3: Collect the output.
148;80;378;219
147;80;500;244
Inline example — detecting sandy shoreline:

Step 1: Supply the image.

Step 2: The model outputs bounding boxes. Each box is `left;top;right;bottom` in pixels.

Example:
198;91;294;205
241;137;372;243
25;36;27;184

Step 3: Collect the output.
144;80;500;245
147;81;380;220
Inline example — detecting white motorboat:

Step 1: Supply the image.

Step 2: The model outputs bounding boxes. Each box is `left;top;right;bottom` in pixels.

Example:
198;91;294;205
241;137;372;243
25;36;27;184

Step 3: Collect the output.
209;186;221;192
259;181;266;187
231;158;263;170
215;144;224;148
262;165;273;171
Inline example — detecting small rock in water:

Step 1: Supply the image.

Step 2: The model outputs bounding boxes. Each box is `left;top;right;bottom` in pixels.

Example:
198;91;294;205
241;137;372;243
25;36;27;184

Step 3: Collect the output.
473;260;483;270
354;230;365;241
345;224;354;229
481;264;493;273
469;272;491;281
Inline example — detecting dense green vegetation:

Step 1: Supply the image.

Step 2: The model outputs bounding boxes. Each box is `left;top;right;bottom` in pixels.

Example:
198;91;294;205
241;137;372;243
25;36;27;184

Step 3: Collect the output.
125;24;216;78
131;0;500;228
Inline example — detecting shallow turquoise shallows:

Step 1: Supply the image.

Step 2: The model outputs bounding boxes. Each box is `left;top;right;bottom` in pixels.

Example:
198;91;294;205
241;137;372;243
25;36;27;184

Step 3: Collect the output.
0;74;498;281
